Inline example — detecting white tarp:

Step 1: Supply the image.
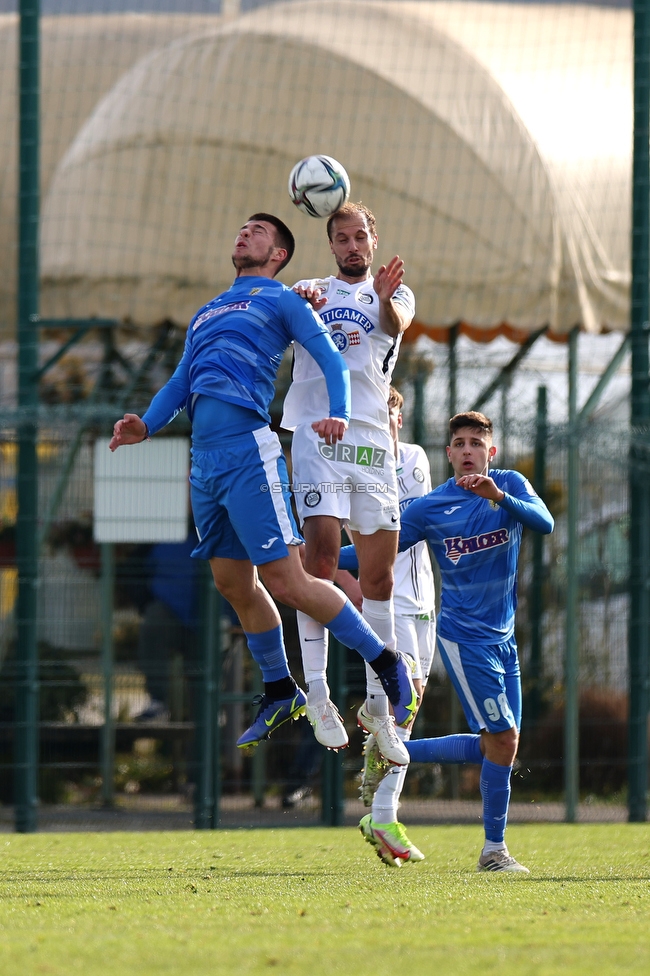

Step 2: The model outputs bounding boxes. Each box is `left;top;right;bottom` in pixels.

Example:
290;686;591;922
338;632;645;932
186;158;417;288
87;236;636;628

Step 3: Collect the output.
4;2;634;335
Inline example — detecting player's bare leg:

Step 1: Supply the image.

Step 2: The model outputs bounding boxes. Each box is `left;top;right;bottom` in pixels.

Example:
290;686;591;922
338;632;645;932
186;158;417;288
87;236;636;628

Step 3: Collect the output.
210;556;307;748
259;546;415;758
210;557;281;634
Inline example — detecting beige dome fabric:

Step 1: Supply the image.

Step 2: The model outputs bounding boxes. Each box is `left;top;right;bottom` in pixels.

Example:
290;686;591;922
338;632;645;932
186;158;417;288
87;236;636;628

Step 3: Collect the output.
3;3;633;335
0;12;217;336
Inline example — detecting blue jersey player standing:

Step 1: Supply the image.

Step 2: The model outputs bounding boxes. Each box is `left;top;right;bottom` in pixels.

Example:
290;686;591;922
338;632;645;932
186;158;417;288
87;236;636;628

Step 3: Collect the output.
109;214;416;750
348;410;554;872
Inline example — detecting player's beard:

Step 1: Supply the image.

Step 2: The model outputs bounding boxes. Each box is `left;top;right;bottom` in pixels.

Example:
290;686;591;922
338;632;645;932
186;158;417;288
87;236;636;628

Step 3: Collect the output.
232;244;275;273
335;255;372;279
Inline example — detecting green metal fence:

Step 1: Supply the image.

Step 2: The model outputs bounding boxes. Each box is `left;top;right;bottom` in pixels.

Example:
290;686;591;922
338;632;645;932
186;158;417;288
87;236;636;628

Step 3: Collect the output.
1;0;648;829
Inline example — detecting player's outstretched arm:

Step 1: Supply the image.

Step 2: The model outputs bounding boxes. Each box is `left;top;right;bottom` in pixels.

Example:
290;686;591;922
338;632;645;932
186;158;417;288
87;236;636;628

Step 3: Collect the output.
374;256;414;337
109;414;147;451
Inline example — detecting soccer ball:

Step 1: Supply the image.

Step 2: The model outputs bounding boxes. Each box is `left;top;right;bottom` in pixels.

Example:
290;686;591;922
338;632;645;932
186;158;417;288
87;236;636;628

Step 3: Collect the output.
288;154;350;218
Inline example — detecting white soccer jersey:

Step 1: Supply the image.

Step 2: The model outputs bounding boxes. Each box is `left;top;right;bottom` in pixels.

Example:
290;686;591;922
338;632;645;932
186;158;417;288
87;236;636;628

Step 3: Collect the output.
393;441;435;615
281;275;415;431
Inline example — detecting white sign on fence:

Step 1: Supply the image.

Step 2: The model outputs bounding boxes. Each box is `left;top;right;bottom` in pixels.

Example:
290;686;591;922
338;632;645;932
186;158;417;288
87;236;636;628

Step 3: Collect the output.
93;438;190;543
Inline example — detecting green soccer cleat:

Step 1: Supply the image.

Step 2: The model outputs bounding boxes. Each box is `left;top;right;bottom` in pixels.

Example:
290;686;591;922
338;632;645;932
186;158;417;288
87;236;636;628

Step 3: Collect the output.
359;814;425;867
358;733;390;807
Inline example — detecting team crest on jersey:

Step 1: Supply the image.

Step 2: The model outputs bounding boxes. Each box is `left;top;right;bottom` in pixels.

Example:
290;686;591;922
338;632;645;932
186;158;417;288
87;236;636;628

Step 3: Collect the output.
413;467;425;483
358;292;374;304
331;330;350;352
331;329;360;352
443;528;509;564
192;300;250;330
304;490;321;508
321;307;374;334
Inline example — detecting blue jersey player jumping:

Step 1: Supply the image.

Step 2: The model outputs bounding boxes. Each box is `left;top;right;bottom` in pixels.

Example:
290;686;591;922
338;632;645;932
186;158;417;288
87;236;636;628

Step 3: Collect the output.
341;410;554;871
109;214;416;751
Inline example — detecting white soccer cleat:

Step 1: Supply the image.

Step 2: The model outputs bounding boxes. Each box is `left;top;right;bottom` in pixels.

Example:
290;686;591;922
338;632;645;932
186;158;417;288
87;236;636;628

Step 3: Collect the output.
305;699;349;750
357;704;409;766
477;849;530;874
358;733;390;807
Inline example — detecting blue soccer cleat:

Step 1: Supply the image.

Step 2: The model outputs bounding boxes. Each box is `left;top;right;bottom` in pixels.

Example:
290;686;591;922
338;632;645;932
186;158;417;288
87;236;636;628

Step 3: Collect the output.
236;688;307;748
377;651;418;727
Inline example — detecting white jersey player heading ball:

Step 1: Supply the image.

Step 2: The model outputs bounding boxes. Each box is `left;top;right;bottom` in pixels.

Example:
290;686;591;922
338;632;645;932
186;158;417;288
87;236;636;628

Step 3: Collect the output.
281;202;416;764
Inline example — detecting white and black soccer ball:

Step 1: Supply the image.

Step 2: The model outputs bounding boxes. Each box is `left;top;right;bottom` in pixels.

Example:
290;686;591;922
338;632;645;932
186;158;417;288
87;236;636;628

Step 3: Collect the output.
288;154;350;218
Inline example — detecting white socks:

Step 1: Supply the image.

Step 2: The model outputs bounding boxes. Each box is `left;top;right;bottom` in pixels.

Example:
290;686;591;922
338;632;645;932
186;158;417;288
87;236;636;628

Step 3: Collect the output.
482;840;507;854
362;598;396;650
296;610;329;705
372;725;411;823
363;597;395;716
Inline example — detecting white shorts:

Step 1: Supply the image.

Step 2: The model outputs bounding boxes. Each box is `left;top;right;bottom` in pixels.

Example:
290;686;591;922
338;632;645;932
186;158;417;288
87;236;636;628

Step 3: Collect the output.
395;613;436;682
290;422;400;534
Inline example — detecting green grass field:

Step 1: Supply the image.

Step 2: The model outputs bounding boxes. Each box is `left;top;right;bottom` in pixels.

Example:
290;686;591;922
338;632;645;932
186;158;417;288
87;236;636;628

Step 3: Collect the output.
0;824;648;975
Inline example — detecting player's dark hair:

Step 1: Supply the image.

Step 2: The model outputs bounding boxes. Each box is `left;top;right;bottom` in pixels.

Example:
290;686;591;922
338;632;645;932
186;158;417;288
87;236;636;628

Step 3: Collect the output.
388;386;404;411
449;411;493;440
247;213;295;273
326;202;377;240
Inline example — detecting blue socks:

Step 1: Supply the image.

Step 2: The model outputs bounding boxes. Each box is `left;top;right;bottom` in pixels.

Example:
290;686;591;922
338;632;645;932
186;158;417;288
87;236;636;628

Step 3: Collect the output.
244;625;290;683
326;601;385;662
407;737;512;844
407;734;483;765
480;758;513;843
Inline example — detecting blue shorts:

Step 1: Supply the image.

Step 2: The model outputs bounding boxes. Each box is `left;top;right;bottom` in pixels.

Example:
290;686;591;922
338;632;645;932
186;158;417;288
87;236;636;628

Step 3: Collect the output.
190;426;302;566
436;635;521;734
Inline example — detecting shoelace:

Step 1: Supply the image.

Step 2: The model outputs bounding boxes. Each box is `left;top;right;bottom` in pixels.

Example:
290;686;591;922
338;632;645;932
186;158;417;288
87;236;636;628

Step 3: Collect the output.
320;703;342;729
375;715;402;748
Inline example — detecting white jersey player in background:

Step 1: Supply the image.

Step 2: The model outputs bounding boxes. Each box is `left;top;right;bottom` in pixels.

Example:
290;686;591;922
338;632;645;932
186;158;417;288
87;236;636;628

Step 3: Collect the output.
281;203;416;764
357;387;436;866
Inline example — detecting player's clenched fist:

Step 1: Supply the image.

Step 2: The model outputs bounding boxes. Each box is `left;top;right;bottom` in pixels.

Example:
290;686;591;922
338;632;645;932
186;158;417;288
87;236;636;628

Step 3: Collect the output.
109;413;147;452
311;417;348;446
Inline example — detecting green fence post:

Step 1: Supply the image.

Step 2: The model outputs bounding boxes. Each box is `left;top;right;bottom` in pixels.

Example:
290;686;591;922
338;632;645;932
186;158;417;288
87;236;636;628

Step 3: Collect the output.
321;637;345;826
528;386;548;726
14;0;40;834
195;567;217;829
446;325;461;799
564;328;580;823
629;0;650;823
251;668;266;809
99;543;115;807
211;593;223;828
412;368;426;448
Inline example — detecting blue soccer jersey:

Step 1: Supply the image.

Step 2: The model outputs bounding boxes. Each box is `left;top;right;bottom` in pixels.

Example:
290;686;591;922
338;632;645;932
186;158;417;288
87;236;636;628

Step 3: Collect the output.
142;275;350;434
398;469;554;645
